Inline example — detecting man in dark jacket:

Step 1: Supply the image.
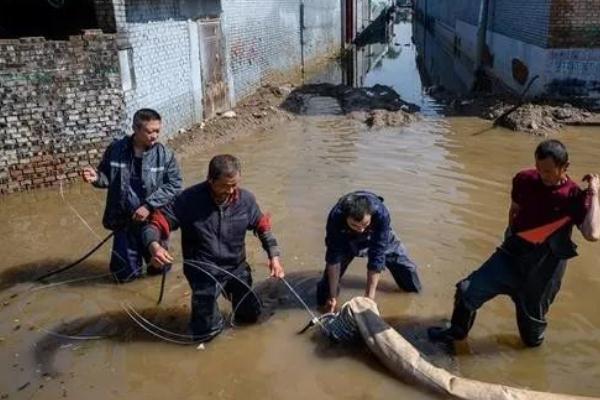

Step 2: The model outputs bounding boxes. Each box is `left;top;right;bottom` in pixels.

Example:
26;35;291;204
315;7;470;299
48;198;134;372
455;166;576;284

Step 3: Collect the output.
317;191;422;313
82;108;182;282
428;140;599;347
143;154;285;341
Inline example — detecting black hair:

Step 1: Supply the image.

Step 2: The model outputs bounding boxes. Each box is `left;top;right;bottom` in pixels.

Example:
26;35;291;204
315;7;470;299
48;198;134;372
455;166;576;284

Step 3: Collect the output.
208;154;241;180
340;193;376;221
535;139;569;167
132;108;161;129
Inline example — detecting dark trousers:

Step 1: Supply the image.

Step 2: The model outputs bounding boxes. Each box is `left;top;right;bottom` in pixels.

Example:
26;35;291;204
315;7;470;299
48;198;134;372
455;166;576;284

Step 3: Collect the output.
316;241;422;306
451;248;566;347
183;262;262;341
109;225;170;282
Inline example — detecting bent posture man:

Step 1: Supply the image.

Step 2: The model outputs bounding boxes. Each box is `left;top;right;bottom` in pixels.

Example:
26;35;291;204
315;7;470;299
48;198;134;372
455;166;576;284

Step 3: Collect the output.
144;154;285;341
429;140;599;347
82;108;182;282
317;191;422;313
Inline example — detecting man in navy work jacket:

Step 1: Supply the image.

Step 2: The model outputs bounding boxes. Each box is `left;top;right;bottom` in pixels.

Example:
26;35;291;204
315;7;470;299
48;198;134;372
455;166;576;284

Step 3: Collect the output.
82;108;182;282
143;154;285;341
317;191;422;313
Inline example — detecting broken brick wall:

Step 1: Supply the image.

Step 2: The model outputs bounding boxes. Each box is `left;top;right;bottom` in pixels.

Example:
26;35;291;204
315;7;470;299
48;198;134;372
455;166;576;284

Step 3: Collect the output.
549;0;600;48
0;31;124;194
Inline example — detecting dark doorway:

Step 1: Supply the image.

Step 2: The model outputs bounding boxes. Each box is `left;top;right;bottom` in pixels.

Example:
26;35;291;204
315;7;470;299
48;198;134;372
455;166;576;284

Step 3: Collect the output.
345;0;354;44
0;0;99;39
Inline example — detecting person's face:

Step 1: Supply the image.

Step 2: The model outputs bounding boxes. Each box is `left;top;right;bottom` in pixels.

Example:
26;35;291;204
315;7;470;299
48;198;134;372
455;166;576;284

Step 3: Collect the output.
535;157;568;186
133;119;161;148
346;214;372;233
209;173;240;204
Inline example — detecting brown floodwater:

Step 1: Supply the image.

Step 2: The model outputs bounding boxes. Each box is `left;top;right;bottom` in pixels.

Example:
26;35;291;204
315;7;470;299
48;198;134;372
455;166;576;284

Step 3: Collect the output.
1;113;600;399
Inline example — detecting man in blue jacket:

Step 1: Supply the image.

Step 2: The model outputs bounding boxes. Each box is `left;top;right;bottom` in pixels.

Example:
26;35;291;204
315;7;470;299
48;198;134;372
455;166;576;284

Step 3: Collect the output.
82;108;182;282
142;154;285;341
317;191;421;313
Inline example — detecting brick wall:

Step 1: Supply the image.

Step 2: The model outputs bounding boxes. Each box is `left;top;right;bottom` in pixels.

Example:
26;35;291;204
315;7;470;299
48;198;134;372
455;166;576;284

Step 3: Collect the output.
0;32;123;194
222;0;302;101
222;0;341;102
549;0;600;48
303;0;342;62
120;21;196;138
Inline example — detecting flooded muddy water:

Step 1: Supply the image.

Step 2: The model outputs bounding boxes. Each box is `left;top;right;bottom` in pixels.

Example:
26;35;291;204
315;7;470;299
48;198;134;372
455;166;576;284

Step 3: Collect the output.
1;20;600;400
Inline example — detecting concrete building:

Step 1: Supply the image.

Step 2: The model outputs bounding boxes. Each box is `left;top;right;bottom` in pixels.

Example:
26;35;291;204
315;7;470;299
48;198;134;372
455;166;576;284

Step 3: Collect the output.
413;0;600;100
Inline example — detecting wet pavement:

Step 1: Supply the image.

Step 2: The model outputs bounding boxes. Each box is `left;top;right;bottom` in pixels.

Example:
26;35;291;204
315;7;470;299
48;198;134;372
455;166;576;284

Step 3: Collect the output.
1;19;600;400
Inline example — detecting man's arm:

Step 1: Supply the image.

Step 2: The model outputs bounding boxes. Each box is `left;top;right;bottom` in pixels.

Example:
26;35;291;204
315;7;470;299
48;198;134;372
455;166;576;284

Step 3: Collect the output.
249;198;284;278
508;201;520;227
366;207;390;272
142;200;182;268
144;152;183;210
365;270;380;299
580;174;600;242
83;142;113;188
324;262;341;312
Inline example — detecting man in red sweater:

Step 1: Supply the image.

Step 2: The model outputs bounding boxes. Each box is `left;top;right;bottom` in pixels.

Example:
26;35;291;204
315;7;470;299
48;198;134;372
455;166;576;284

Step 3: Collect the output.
429;139;599;347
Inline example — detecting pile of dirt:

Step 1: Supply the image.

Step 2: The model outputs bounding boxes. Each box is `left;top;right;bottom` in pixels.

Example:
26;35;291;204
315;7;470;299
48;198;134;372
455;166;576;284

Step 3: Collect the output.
168;84;296;157
488;102;599;135
349;109;418;128
427;86;600;135
281;83;420;114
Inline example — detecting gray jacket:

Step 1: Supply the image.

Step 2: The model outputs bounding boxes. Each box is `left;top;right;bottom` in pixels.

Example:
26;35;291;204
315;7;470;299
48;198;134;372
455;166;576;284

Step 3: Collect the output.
93;136;182;230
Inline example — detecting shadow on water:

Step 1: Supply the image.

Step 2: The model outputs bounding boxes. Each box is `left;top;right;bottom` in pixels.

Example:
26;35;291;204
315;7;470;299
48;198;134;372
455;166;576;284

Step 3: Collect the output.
255;270;402;312
0;259;114;292
34;306;193;375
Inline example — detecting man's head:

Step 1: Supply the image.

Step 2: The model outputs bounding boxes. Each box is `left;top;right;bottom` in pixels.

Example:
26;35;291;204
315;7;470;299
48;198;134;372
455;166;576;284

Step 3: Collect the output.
132;108;162;149
208;154;241;204
340;194;376;233
535;139;569;186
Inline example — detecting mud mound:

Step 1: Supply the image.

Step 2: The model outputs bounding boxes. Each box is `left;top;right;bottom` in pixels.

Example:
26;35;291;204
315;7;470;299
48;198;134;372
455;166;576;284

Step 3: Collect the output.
350;109;417;128
168;84;295;156
282;83;420;115
489;103;598;135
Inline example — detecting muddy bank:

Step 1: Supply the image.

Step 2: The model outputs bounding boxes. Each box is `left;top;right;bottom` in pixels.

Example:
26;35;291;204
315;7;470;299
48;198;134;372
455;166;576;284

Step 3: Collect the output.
168;82;421;156
429;87;600;135
168;84;296;157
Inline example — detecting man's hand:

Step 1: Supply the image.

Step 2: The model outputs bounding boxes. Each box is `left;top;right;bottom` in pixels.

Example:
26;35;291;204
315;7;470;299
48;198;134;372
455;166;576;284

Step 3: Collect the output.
82;166;98;183
268;256;285;279
149;242;173;268
324;297;337;314
584;173;600;195
132;205;151;222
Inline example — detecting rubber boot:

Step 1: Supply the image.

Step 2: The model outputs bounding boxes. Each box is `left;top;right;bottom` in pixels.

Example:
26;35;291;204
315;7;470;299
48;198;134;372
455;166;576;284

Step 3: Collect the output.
428;299;475;342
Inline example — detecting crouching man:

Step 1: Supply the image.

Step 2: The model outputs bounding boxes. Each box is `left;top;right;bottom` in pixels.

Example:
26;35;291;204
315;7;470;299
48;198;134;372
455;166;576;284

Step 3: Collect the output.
317;191;422;313
143;154;285;341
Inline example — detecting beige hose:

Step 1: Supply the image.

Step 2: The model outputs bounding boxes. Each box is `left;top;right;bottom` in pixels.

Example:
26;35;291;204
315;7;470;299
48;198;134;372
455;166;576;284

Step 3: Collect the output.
346;297;597;400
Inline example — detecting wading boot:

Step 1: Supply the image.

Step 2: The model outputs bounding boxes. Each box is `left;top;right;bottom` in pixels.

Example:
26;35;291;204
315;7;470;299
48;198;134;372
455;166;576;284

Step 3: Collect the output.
428;301;475;342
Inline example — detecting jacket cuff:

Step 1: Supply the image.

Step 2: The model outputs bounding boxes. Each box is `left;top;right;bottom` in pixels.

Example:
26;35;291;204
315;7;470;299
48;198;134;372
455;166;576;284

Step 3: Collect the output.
267;246;281;259
367;262;385;272
142;226;161;249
